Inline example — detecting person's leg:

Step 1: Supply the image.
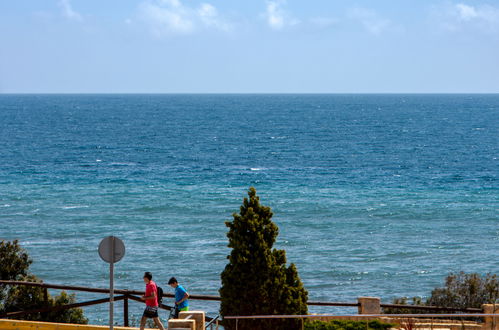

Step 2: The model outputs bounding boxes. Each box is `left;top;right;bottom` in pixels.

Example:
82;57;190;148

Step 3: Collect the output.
139;316;147;330
153;317;165;330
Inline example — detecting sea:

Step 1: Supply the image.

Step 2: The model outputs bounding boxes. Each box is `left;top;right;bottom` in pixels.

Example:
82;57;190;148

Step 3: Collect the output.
0;94;497;325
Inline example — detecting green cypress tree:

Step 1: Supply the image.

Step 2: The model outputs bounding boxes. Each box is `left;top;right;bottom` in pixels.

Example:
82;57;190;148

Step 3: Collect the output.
220;187;308;330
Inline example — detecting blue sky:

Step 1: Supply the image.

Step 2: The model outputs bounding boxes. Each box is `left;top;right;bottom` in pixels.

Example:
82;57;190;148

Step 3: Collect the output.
1;0;498;93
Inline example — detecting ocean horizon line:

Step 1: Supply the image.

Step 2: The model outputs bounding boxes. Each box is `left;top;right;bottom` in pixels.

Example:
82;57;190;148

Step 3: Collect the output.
1;92;499;96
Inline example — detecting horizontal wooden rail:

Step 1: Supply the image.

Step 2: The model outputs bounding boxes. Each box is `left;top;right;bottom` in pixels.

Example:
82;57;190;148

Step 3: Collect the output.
0;295;126;318
0;280;484;313
309;301;359;307
381;303;482;313
224;313;499;319
0;281;358;307
1;280;137;294
0;280;219;301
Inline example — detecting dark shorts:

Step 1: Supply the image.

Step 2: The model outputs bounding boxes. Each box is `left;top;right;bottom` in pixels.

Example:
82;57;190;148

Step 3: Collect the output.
143;306;159;318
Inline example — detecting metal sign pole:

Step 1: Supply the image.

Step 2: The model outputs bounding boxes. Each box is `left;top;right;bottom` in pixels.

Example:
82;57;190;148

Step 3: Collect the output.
109;236;115;330
98;235;124;330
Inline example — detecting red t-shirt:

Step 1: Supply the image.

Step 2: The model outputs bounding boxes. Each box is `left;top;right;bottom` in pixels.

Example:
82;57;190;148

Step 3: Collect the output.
145;281;158;307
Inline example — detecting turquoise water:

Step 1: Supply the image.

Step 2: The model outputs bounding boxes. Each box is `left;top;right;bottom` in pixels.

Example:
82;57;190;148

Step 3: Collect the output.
0;94;498;324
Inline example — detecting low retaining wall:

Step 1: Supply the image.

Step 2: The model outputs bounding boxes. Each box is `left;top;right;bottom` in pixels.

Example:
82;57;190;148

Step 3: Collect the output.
0;319;154;330
311;316;484;330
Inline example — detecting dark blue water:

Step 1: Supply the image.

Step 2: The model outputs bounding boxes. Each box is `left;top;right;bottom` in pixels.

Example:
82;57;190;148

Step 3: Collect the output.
0;94;498;324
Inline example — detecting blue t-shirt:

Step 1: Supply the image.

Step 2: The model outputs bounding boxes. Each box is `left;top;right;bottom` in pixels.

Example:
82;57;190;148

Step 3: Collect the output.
175;285;189;309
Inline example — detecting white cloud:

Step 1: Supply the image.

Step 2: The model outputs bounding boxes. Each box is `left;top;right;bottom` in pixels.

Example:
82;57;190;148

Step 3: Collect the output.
139;1;194;35
455;3;478;21
164;0;182;8
58;0;82;21
348;7;390;35
432;2;499;33
198;3;231;32
138;0;231;37
265;1;284;29
264;0;299;30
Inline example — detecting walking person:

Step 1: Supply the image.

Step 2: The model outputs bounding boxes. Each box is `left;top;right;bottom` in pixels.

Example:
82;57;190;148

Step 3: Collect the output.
140;272;165;330
168;277;189;317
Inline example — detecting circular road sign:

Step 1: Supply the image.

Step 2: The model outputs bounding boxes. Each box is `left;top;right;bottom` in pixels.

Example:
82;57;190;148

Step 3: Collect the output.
98;236;125;263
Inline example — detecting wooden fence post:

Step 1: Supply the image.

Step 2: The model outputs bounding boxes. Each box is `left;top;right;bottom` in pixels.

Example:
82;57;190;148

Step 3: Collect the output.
43;288;48;304
124;294;129;327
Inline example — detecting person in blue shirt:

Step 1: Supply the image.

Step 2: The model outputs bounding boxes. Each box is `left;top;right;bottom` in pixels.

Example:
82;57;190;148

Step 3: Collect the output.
168;277;189;314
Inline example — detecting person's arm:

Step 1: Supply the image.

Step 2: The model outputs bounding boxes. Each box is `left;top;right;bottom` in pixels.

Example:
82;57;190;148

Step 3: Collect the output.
175;289;189;305
142;288;157;301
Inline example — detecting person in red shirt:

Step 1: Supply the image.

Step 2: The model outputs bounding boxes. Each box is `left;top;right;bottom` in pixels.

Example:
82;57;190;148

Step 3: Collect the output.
140;272;165;330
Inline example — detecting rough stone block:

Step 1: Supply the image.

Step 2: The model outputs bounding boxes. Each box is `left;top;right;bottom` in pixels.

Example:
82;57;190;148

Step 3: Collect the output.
357;296;381;315
168;318;196;330
483;304;499;330
179;311;206;330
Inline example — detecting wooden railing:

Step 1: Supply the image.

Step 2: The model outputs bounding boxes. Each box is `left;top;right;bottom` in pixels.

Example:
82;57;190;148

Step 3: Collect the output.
0;280;202;326
0;280;484;327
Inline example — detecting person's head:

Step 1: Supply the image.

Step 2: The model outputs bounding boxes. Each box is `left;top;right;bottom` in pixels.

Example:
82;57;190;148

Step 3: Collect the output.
143;272;152;284
168;277;178;288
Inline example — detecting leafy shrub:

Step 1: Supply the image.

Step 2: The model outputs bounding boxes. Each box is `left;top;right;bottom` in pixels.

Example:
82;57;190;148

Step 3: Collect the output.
0;240;87;324
384;272;499;314
427;272;499;309
0;240;32;303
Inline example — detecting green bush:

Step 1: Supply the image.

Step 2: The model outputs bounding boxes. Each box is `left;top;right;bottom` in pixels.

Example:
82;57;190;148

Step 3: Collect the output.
384;272;499;314
0;239;32;304
305;319;395;330
220;187;308;330
0;240;87;324
427;272;499;309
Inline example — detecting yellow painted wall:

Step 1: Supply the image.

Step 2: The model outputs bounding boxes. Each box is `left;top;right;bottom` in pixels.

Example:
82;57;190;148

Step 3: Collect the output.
0;319;154;330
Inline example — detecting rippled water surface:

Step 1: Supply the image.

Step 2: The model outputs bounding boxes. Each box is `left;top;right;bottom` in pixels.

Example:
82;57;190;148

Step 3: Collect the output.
0;94;498;324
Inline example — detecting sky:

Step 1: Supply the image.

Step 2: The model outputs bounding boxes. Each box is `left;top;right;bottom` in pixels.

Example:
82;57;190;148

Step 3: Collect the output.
0;0;498;93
